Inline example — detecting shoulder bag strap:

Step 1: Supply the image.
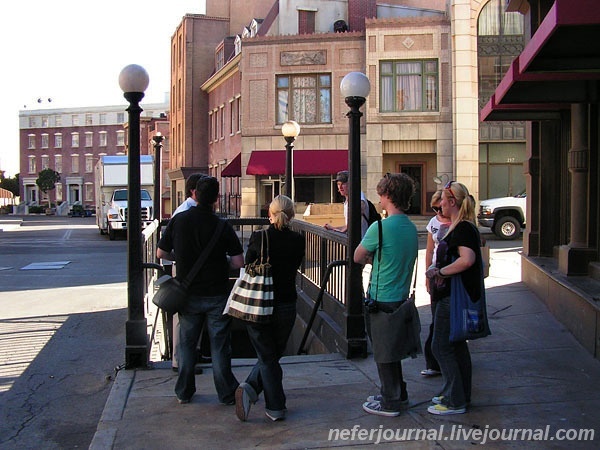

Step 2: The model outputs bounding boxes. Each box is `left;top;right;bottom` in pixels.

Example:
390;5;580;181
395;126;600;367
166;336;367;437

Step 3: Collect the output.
262;229;270;264
180;219;226;289
410;252;418;300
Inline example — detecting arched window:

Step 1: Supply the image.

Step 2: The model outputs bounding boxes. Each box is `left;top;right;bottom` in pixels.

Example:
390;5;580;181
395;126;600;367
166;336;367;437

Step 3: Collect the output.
478;0;524;108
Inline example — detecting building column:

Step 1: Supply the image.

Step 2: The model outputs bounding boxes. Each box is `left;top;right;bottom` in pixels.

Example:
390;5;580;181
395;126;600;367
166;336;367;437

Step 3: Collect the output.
450;0;480;199
559;103;596;275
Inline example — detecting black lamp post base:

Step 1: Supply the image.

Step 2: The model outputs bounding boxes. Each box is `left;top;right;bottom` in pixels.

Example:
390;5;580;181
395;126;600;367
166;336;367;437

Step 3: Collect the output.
345;338;368;359
125;319;149;368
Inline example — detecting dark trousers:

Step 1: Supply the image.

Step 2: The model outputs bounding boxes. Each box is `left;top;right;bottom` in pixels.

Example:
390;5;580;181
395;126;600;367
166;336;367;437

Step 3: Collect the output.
431;296;472;408
375;361;407;411
424;299;441;372
244;302;296;412
176;294;238;404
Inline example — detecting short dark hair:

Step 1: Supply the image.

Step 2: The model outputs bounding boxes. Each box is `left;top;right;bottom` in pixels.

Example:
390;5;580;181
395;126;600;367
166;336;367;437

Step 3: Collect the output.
185;173;207;198
195;176;219;206
336;170;349;183
376;173;415;212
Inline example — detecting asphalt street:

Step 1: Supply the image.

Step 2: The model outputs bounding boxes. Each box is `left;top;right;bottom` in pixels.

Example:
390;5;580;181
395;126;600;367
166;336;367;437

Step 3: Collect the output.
0;216;128;449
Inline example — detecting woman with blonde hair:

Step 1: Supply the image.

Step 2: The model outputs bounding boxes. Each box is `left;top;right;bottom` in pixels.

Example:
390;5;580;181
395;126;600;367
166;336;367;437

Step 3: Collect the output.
425;181;485;415
235;195;305;422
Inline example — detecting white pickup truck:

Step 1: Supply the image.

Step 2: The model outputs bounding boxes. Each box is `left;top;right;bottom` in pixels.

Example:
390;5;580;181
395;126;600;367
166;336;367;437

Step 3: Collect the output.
477;191;526;240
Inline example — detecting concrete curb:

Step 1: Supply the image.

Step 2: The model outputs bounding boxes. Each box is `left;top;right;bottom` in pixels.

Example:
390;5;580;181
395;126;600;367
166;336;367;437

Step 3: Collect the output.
89;369;135;450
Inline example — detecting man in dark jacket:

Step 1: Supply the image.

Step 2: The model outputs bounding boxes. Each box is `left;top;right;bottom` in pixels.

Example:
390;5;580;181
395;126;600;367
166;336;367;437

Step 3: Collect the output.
157;176;244;405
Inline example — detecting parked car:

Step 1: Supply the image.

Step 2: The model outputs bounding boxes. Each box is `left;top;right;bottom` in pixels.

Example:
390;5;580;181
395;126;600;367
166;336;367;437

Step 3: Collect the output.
477;191;526;240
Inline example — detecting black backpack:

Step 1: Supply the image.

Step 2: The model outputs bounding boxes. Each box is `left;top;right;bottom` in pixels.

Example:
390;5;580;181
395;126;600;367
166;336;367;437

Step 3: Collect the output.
363;199;381;226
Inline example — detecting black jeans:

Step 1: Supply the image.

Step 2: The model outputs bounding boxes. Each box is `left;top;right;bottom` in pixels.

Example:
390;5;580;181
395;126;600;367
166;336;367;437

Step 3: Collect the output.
244;302;296;412
431;296;472;408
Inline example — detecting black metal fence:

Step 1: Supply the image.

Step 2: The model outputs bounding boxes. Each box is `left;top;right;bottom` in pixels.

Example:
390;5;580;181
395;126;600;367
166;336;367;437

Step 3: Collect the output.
141;217;365;364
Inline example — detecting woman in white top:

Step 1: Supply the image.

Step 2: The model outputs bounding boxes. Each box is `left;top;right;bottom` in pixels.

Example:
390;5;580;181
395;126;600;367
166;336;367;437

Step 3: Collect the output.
422;190;451;377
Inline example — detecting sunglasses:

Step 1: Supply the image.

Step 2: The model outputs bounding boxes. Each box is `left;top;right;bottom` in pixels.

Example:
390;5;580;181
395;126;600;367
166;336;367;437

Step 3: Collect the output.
444;180;457;201
432;206;442;213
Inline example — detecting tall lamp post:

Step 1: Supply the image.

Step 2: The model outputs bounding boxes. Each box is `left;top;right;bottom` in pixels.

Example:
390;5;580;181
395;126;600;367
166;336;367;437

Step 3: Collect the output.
152;132;164;223
340;71;370;359
282;120;300;200
119;64;150;369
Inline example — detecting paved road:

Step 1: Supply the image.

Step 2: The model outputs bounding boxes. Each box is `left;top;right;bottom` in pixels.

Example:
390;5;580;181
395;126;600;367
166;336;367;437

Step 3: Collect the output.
0;216;128;449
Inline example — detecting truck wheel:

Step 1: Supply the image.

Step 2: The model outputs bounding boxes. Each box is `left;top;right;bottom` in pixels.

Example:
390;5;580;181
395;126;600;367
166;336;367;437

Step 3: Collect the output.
109;227;116;241
494;216;520;240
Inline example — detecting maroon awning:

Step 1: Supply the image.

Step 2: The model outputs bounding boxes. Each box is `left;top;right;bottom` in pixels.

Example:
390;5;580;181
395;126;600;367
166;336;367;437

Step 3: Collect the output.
221;153;241;177
246;150;348;176
481;0;600;121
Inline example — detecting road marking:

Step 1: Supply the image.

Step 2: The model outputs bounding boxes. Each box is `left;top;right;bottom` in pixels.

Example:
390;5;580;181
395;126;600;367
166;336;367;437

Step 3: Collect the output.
20;261;71;270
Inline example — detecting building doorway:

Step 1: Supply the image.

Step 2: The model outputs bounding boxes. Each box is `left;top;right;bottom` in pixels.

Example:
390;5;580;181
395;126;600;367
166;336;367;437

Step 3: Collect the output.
399;164;423;215
259;178;281;217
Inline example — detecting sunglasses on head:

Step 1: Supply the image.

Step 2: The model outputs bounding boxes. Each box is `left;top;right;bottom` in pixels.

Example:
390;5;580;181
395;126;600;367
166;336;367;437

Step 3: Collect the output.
444;180;457;201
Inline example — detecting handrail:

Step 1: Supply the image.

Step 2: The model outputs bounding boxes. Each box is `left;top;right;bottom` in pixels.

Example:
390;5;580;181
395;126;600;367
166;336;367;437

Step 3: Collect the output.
297;259;347;355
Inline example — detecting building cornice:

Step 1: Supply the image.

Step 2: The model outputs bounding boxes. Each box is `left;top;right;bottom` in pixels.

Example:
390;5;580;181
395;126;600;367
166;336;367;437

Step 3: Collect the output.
201;53;242;92
241;31;365;46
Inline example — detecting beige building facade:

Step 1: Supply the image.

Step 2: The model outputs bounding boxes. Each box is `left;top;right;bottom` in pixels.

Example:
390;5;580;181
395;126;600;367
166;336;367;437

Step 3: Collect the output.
174;0;525;218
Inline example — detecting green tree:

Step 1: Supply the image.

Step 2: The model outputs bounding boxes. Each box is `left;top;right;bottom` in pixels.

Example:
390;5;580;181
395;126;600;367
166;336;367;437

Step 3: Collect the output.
36;169;61;209
0;172;19;197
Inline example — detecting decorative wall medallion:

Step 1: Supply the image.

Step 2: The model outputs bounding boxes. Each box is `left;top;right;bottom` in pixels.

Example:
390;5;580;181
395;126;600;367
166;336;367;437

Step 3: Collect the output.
403;37;415;49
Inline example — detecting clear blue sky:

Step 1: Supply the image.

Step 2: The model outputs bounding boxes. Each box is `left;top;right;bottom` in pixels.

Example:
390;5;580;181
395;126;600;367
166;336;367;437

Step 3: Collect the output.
1;0;206;177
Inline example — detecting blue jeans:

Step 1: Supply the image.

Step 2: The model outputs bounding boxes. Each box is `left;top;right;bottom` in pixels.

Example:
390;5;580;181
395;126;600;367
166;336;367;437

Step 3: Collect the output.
431;296;472;408
244;302;296;412
175;294;238;403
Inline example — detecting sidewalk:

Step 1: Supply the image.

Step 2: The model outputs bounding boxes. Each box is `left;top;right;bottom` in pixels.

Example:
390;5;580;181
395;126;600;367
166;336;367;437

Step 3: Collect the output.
90;247;600;449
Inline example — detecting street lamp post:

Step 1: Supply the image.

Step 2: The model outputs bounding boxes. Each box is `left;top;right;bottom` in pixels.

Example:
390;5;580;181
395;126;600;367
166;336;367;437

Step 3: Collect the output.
340;71;370;359
282;120;300;200
152;132;164;223
119;64;150;369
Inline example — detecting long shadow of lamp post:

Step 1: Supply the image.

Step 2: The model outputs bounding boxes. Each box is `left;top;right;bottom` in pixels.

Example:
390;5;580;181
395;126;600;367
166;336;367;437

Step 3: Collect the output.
119;64;150;369
340;71;370;359
282;120;300;200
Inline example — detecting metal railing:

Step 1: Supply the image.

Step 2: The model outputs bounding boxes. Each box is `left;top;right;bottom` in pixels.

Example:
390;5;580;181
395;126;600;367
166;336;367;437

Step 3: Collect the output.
142;217;363;363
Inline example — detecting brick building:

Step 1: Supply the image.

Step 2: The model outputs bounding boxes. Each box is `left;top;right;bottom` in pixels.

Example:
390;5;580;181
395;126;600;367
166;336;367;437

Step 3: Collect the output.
19;102;169;214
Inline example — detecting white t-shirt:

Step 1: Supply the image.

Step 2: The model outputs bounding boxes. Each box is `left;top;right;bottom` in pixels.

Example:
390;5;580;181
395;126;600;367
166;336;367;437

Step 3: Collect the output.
172;196;197;217
343;192;369;238
426;215;451;266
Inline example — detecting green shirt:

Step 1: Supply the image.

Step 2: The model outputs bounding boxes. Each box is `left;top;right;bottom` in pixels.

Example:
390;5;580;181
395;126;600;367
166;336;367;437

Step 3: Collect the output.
360;214;418;302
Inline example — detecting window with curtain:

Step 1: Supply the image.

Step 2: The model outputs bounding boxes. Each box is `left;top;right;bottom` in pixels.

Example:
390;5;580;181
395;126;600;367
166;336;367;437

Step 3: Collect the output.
55;155;62;173
28;156;36;174
380;60;438;112
277;74;331;124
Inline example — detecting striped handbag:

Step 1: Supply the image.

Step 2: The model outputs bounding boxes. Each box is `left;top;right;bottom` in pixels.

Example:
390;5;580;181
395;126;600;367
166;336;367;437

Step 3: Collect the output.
224;230;274;323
